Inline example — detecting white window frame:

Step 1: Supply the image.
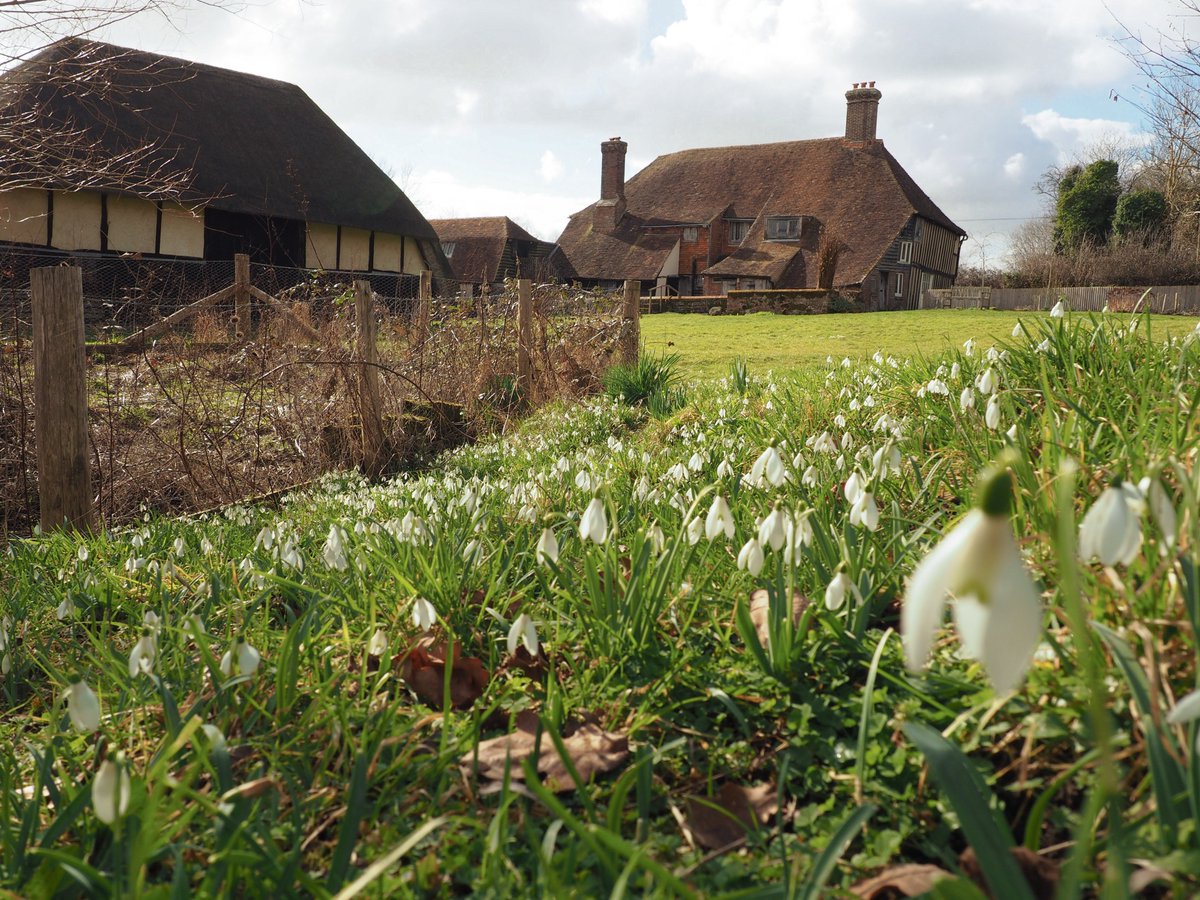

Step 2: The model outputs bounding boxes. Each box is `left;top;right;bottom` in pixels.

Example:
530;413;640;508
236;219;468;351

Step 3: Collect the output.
441;241;455;258
682;226;699;242
898;240;912;264
727;220;750;244
895;273;904;297
765;217;801;241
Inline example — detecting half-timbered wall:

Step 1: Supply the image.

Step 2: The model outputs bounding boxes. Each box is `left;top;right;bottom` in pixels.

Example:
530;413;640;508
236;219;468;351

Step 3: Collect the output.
912;218;960;276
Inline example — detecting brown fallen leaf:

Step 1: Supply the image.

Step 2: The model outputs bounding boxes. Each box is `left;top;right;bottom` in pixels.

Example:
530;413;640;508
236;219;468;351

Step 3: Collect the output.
462;711;629;792
959;846;1059;900
850;864;953;898
747;588;810;649
684;781;779;850
397;637;489;709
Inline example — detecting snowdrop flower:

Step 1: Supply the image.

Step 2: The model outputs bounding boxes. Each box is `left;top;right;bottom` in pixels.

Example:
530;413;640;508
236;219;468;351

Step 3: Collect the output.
902;460;1042;694
1079;480;1144;566
758;507;786;552
977;367;997;395
849;491;880;531
412;597;436;632
507;613;539;656
367;628;388;657
824;570;856;611
705;496;735;541
173;537;186;558
536;528;559;565
1011;322;1023;338
716;458;734;479
128;628;156;678
985;395;1001;430
462;539;482;566
802;465;818;487
63;677;101;733
56;595;77;620
844;471;864;505
647;523;666;555
686;516;704;545
220;636;261;677
1050;299;1066;318
579;498;609;544
322;525;349;571
959;387;975;411
963;338;976;356
93;752;131;825
750;447;787;487
926;378;949;396
737;538;765;576
1036;339;1051;353
688;452;705;472
1006;423;1019;442
1138;474;1177;549
77;545;89;563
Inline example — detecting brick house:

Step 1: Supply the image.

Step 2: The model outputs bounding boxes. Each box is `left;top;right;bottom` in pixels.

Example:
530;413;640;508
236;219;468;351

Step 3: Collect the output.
429;217;564;294
556;84;966;308
0;38;451;281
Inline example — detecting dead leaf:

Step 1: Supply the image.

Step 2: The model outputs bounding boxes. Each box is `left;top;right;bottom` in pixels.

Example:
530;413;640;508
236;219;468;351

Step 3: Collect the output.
959;847;1059;900
462;711;629;792
747;588;810;648
684;781;779;850
850;864;953;898
397;637;489;709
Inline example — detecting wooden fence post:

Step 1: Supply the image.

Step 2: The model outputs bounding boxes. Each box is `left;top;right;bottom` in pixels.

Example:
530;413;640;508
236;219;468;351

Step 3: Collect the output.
31;266;95;532
517;278;533;399
622;279;640;365
354;280;386;477
233;253;250;339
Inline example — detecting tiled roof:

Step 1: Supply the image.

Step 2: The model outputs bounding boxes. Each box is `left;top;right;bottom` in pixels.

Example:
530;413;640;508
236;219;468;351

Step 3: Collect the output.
558;137;964;287
429;217;541;284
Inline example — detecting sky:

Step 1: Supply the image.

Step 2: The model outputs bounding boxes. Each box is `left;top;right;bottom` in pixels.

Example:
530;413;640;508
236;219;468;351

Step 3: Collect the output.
92;0;1189;267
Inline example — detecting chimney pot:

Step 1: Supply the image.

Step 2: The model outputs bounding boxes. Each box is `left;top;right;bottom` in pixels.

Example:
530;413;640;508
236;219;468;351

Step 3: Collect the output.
844;82;882;143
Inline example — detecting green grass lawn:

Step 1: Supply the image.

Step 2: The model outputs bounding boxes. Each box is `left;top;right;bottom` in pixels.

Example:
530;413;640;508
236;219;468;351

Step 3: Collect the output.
642;309;1200;377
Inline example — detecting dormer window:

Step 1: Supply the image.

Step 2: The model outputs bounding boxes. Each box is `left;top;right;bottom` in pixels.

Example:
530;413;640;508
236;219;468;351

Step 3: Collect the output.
441;241;456;258
765;217;801;241
727;219;751;244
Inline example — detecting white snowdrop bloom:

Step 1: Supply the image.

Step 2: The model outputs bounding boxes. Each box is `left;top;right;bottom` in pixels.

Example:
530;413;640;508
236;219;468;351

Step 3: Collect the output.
873;351;884;365
963;338;976;357
705;496;735;541
1006;423;1019;442
412;597;436;632
949;362;961;382
812;431;837;454
849;492;880;531
849;397;861;411
686;516;704;545
737;538;765;576
959;387;975;411
688;452;705;472
825;571;855;611
220;637;261;677
200;536;213;555
977;367;997;395
834;414;847;429
463;539;482;565
750;446;786;487
633;476;651;501
1012;322;1023;338
985;395;1002;431
802;465;818;487
841;431;854;452
841;357;852;368
792;451;806;471
646;523;666;555
254;526;275;551
63;678;101;733
130;533;144;550
460;486;478;515
173;537;186;558
1036;338;1051;353
536;528;559;565
1138;475;1177;548
279;541;303;571
123;556;146;574
1079;481;1145;566
716;458;734;479
902;467;1042;694
507;613;539;657
579;498;609;544
517;504;538;524
322;525;349;571
77;545;89;563
128;629;156;678
574;470;594;492
93;754;131;826
759;507;787;551
844;471;864;505
1050;299;1066;318
187;615;206;639
926;378;949;396
786;512;814;553
367;628;388;657
56;595;76;620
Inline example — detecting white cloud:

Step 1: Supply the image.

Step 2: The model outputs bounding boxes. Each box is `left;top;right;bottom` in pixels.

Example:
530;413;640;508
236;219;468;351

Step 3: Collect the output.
414;169;589;241
1004;153;1026;180
539;150;564;183
454;89;479;118
579;0;647;25
1021;109;1150;163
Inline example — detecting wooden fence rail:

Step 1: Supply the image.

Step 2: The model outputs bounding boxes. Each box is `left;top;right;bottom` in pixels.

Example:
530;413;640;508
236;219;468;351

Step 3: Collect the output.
923;284;1200;314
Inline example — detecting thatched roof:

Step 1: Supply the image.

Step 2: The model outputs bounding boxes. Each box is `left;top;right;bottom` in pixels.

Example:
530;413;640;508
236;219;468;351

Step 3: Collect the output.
558;137;964;287
0;38;440;244
429;216;536;284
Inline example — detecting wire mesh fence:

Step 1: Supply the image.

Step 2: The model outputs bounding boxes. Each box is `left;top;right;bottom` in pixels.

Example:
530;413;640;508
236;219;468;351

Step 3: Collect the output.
0;251;630;535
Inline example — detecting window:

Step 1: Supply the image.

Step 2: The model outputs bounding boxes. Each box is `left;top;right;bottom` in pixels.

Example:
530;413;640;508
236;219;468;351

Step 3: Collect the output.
765;217;801;241
895;273;904;297
441;241;455;258
682;226;698;242
727;220;750;244
898;241;912;264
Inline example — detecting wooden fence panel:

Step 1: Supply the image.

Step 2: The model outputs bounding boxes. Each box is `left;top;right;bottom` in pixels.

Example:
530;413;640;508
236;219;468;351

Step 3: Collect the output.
925;284;1200;314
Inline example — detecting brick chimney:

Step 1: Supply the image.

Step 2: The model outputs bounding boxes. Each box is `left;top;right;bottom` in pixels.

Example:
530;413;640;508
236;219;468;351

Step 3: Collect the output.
594;136;627;232
844;82;882;144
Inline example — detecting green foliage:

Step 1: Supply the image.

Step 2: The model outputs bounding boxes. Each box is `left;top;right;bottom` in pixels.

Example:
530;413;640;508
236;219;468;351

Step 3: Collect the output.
1113;188;1169;240
1056;159;1121;249
602;350;682;408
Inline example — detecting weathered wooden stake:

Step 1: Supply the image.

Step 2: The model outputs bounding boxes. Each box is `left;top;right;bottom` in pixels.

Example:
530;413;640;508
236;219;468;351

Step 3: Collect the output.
233;253;251;339
354;280;386;476
31;266;95;532
517;278;533;399
622;279;641;365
